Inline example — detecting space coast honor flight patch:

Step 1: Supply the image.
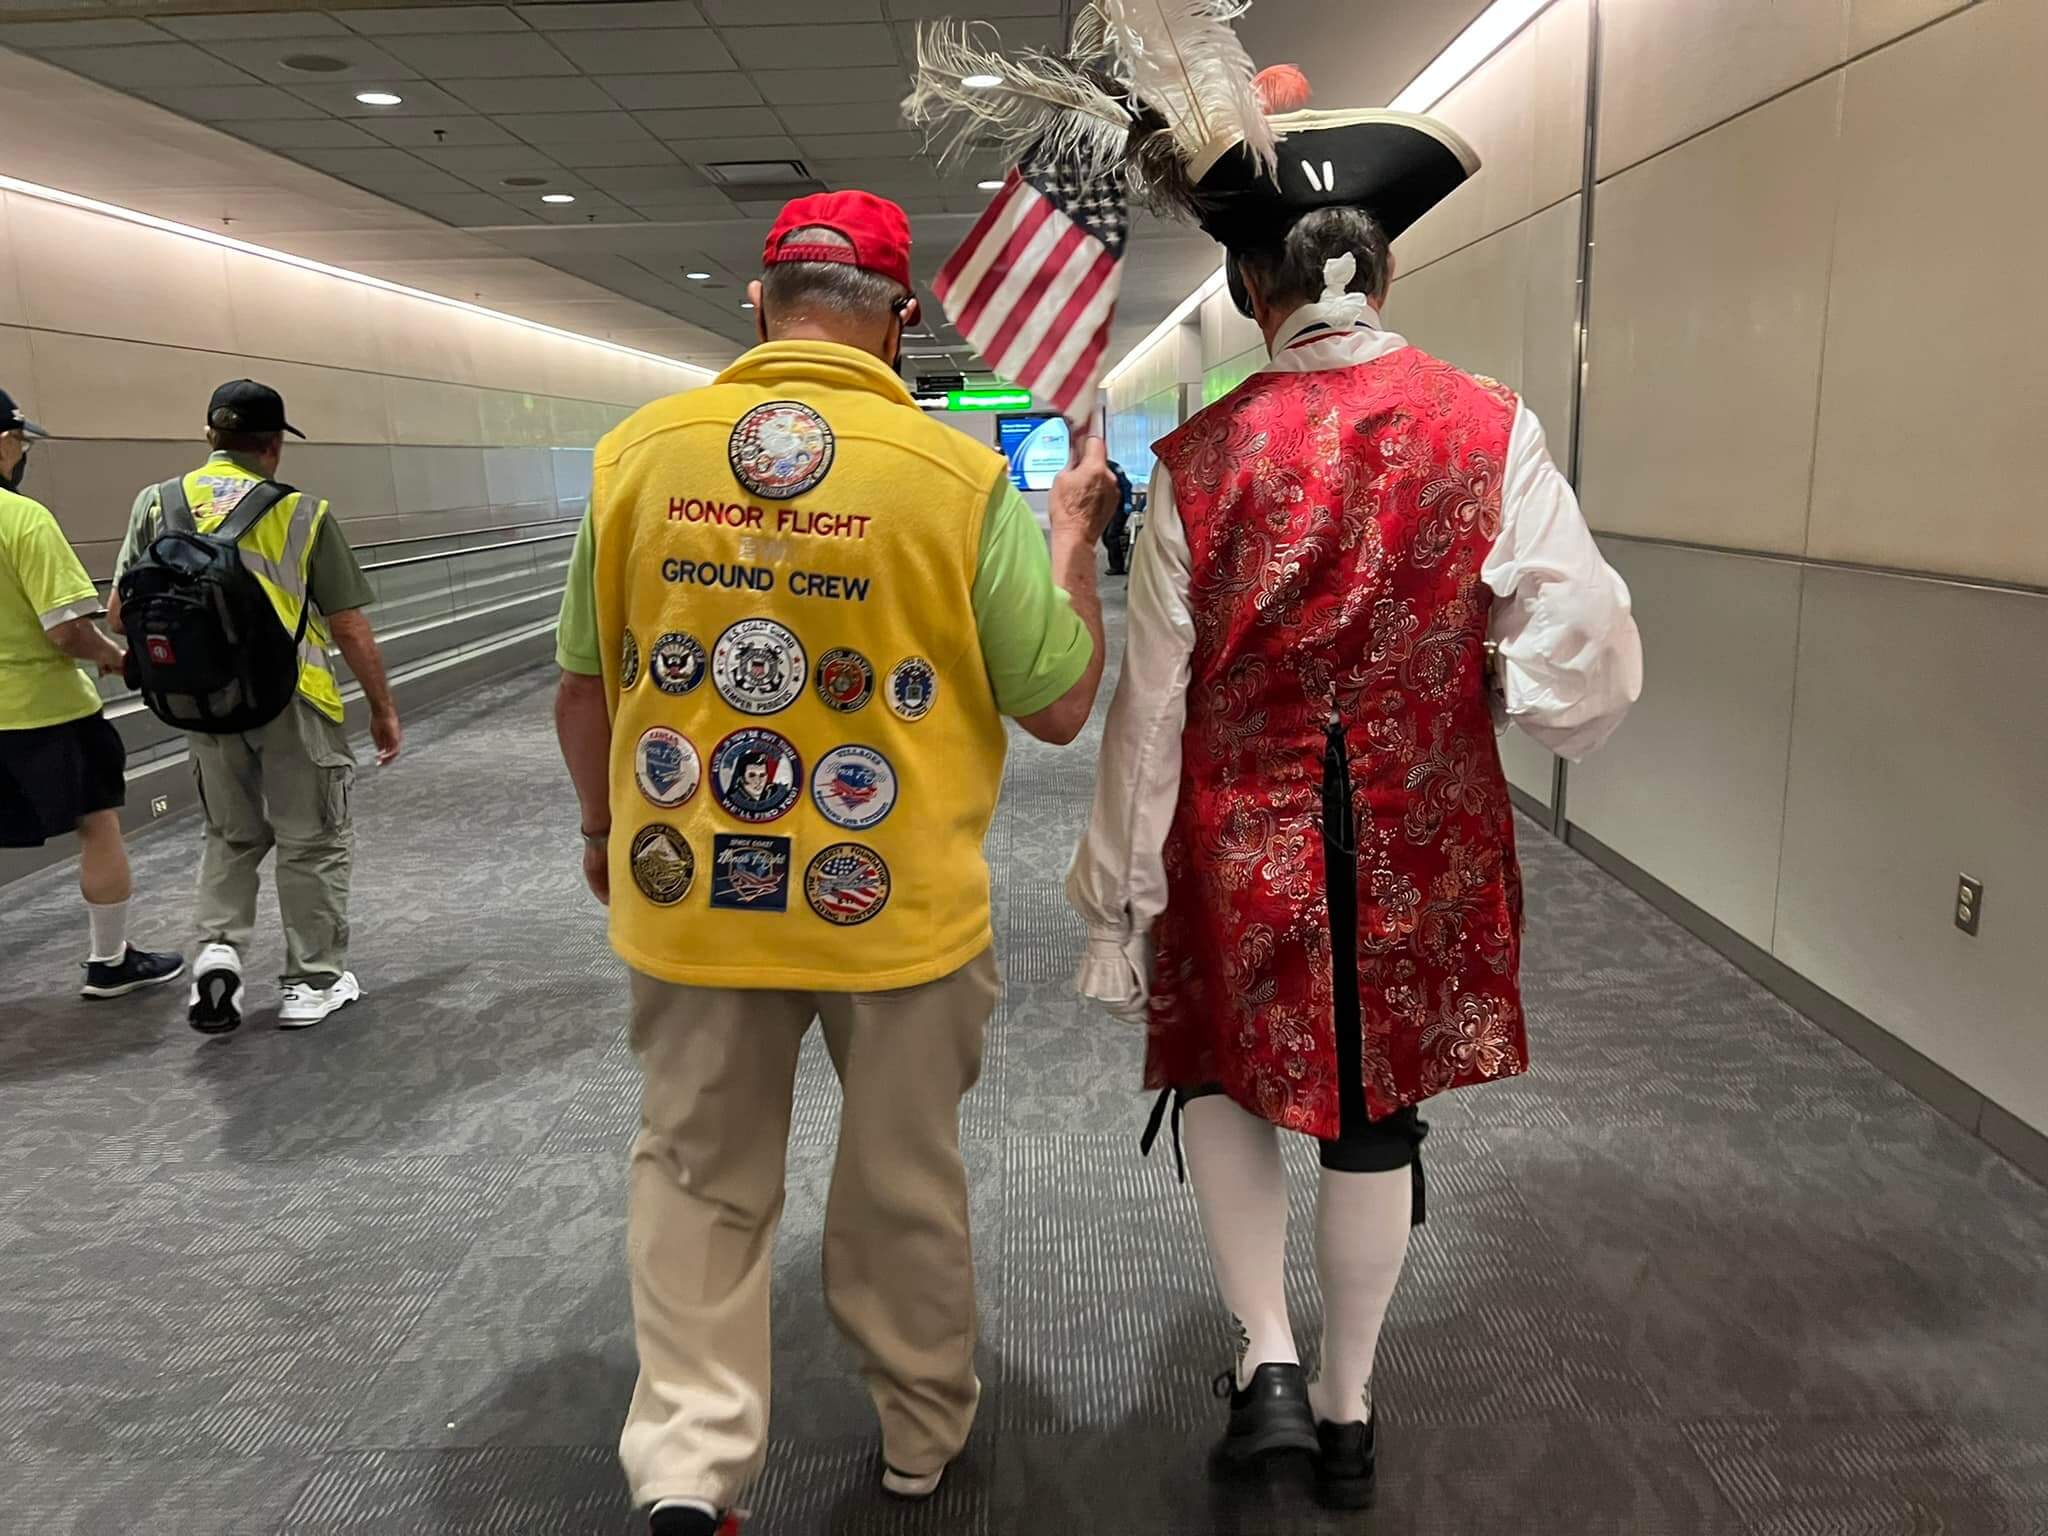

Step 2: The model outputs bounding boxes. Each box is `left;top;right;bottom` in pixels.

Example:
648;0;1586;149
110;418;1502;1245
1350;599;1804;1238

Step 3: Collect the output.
729;400;835;501
711;834;791;911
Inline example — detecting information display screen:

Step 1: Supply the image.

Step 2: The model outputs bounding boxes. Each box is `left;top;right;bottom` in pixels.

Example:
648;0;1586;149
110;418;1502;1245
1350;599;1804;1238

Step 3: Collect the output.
996;413;1070;493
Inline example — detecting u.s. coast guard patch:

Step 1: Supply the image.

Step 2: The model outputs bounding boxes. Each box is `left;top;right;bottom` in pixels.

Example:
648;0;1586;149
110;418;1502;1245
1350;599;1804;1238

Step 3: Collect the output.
810;744;896;831
713;617;806;715
728;400;834;501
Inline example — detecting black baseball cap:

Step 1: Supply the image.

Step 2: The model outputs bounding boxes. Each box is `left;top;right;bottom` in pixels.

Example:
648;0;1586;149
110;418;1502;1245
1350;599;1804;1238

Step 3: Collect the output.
0;388;47;439
207;379;304;439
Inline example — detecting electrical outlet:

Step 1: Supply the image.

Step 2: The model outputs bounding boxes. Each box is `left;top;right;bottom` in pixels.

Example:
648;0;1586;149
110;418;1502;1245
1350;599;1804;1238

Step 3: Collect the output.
150;795;169;818
1955;874;1983;937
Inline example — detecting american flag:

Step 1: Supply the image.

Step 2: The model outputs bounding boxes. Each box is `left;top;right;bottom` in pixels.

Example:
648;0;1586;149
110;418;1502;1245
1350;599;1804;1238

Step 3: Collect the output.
933;150;1127;424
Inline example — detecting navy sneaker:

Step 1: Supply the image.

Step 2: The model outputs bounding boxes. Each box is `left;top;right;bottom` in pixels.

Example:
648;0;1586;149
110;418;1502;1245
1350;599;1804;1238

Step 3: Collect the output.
79;945;186;1000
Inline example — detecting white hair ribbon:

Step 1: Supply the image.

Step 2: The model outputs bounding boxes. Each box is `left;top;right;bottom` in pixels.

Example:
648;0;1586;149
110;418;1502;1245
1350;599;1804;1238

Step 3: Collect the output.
1317;252;1370;327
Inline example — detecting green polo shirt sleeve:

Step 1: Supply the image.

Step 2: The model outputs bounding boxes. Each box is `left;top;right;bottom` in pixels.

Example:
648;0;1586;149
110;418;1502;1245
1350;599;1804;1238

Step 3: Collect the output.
972;479;1091;717
305;509;375;616
110;484;158;584
555;508;601;675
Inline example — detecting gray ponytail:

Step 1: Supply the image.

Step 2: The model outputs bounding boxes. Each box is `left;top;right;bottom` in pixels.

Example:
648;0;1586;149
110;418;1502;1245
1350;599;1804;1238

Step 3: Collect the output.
1232;206;1392;311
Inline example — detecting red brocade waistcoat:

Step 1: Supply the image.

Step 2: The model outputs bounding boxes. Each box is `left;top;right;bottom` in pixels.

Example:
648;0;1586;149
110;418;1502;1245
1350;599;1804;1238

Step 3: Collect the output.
1147;345;1528;1139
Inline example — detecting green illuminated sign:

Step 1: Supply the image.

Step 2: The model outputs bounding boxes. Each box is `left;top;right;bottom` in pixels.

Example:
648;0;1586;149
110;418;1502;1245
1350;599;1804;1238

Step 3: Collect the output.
945;388;1033;411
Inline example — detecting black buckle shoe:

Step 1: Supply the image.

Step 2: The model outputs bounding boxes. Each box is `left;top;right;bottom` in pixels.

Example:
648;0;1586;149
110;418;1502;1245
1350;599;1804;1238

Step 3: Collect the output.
1315;1414;1377;1509
649;1507;731;1536
1211;1361;1319;1469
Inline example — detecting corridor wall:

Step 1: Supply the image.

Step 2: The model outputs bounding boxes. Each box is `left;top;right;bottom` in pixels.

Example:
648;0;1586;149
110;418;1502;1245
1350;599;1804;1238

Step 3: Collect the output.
1102;0;2048;1168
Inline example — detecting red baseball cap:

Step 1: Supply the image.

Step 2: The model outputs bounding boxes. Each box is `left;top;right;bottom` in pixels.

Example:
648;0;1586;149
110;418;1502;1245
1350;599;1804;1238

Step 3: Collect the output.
763;190;912;293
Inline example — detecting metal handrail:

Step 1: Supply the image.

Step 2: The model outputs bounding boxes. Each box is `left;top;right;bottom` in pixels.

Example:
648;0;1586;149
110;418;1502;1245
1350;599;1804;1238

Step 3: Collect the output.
90;515;581;588
361;529;574;574
355;514;581;554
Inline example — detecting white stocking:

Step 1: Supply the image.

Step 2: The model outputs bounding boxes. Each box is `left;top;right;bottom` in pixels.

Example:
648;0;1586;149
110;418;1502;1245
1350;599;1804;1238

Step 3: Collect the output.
1307;1164;1411;1425
1182;1094;1297;1386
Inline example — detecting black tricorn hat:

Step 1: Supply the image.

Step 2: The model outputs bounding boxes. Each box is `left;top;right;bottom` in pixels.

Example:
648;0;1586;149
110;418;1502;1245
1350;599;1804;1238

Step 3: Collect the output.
1190;108;1480;253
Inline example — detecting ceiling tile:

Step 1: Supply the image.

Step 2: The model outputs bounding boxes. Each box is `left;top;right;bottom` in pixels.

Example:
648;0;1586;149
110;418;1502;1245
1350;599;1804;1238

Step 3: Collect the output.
443;75;615;112
547;28;732;73
631;105;783;138
294;79;472;115
549;140;682;168
598;72;761;110
495;110;651;143
196;36;418;85
883;0;1056;14
151;83;330;121
722;22;899;69
634;199;740;221
701;0;880;20
665;134;798;162
41;42;256;88
227;117;389;149
157;13;352;42
753;67;907;105
361;115;520;147
581;164;716;198
0;18;168;48
805;156;939;184
892;15;1061;53
333;166;480;198
532;195;644;223
516;1;705;29
797;130;922;159
415;143;569;175
390;191;541;225
290;145;442;177
375;32;576;78
342;6;529;34
771;100;906;135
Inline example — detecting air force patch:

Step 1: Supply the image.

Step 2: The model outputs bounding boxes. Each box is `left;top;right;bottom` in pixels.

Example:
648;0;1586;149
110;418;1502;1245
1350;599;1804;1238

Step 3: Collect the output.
713;617;806;715
810;744;897;831
635;726;701;809
711;833;792;911
887;656;937;721
728;400;834;500
630;823;695;906
806;843;890;925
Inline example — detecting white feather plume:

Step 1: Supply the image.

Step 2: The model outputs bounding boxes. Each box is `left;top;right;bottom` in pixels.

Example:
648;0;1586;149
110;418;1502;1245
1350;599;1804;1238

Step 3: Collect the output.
902;19;1134;180
1096;0;1276;178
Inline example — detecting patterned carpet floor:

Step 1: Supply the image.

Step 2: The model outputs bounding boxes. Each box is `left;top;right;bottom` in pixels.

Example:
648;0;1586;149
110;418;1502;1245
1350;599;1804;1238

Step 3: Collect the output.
2;589;2046;1534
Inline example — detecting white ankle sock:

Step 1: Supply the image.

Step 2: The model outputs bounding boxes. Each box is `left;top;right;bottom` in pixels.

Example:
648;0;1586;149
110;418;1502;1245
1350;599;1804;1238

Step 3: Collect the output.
1182;1094;1297;1387
86;899;129;964
1307;1164;1411;1425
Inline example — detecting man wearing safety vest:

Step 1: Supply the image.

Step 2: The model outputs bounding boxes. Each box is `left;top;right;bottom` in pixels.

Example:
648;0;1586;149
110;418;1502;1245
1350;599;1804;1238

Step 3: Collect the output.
553;190;1118;1536
108;381;401;1032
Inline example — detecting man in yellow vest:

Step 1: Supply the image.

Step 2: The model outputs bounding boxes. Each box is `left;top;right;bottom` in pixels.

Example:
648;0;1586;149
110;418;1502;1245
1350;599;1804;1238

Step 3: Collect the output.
554;190;1118;1536
108;381;401;1033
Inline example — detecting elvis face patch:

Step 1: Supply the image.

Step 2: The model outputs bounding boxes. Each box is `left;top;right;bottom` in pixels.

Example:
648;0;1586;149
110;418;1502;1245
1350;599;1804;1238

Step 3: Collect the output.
710;726;802;824
713;617;806;716
711;833;791;911
634;726;701;810
649;631;707;696
620;629;640;691
728;400;835;501
630;823;695;906
810;743;896;831
887;656;937;721
806;843;890;925
813;646;874;713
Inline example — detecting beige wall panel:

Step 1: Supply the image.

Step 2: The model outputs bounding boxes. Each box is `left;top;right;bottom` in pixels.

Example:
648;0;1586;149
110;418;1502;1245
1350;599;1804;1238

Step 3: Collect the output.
1578;77;1842;550
1809;0;2048;586
1516;194;1580;452
26;332;220;442
1774;569;2048;1134
1386;220;1524;392
0;324;38;417
1597;0;1844;178
1199;284;1260;371
365;285;477;390
35;438;193;552
483;445;554;512
1498;727;1555;808
0;193;26;328
390;446;488;517
479;389;554;448
550;446;594;514
381;375;485;448
1848;0;1968;56
7;196;231;354
222;248;381;377
1568;542;1801;947
549;396;617;449
287;443;399;524
252;357;394;448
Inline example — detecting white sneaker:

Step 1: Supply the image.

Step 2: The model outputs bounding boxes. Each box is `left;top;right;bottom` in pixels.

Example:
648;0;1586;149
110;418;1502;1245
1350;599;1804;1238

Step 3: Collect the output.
187;942;243;1035
278;970;362;1029
880;1463;945;1500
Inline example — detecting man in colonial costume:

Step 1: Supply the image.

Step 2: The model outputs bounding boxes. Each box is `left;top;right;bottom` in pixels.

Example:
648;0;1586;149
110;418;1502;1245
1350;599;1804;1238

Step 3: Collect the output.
1067;86;1643;1509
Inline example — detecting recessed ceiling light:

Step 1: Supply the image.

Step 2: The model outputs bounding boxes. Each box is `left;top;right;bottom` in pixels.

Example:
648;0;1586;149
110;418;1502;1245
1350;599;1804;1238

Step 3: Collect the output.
685;270;711;280
962;73;1002;89
354;90;403;107
740;301;755;309
976;179;1003;191
502;175;550;189
540;193;577;204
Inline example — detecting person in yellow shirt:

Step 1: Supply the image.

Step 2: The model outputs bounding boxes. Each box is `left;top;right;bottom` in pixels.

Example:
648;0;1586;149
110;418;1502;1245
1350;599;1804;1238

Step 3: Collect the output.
0;388;183;997
554;191;1117;1536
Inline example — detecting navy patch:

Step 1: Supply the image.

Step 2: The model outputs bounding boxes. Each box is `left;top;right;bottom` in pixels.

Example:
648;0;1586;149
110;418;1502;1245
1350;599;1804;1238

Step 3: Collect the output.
713;617;806;716
620;629;640;691
810;744;897;831
649;631;707;696
634;726;701;810
887;656;938;721
806;843;890;925
711;833;791;911
728;400;835;501
710;726;802;824
814;646;874;712
629;823;695;906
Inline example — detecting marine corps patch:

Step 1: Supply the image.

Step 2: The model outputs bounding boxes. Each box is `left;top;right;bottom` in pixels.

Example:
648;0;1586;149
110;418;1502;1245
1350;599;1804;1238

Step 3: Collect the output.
711;833;792;911
814;647;875;712
620;629;641;691
649;631;707;696
806;843;890;926
630;823;695;906
810;744;896;831
728;399;835;501
887;656;937;721
634;726;701;809
713;617;806;715
710;727;802;824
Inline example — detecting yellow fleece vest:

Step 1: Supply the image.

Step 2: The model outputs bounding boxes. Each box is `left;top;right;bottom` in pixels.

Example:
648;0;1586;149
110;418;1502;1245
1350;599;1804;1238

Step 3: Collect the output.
592;340;1011;990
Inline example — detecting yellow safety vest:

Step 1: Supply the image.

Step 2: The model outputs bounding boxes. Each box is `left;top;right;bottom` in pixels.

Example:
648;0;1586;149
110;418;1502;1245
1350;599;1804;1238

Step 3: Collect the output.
592;339;1010;991
159;462;344;723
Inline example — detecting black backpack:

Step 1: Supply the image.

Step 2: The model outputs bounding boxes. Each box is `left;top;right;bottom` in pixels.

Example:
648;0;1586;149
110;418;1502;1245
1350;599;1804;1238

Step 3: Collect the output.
116;476;306;734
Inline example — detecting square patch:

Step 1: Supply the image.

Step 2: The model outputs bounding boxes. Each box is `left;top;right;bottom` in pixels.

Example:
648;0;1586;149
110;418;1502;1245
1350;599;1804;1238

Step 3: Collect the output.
710;833;792;912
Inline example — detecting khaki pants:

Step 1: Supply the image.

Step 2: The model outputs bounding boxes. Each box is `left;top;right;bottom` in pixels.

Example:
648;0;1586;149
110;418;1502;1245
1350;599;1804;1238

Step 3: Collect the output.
620;947;998;1510
188;699;355;982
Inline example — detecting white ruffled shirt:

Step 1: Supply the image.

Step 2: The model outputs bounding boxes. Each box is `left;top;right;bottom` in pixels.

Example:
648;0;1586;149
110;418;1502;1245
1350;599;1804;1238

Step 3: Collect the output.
1065;301;1644;1017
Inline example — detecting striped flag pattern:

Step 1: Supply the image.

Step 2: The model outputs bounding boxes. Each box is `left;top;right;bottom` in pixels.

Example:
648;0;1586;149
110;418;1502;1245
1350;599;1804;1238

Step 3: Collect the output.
933;152;1127;424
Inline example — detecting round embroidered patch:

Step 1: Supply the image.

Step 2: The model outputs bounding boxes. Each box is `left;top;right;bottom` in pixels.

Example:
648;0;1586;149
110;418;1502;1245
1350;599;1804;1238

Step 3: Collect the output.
629;823;695;906
634;726;700;810
713;618;806;716
887;657;937;721
620;629;640;691
649;632;707;696
806;842;890;925
710;726;802;824
810;744;897;830
814;647;875;713
728;399;835;500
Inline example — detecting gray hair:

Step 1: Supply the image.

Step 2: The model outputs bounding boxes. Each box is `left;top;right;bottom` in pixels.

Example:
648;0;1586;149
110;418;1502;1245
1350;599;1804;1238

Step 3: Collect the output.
760;225;907;324
1232;206;1392;311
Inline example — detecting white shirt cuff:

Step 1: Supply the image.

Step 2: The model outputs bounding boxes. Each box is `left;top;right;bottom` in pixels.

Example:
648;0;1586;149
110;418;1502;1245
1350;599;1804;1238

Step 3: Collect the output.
1075;930;1151;1019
